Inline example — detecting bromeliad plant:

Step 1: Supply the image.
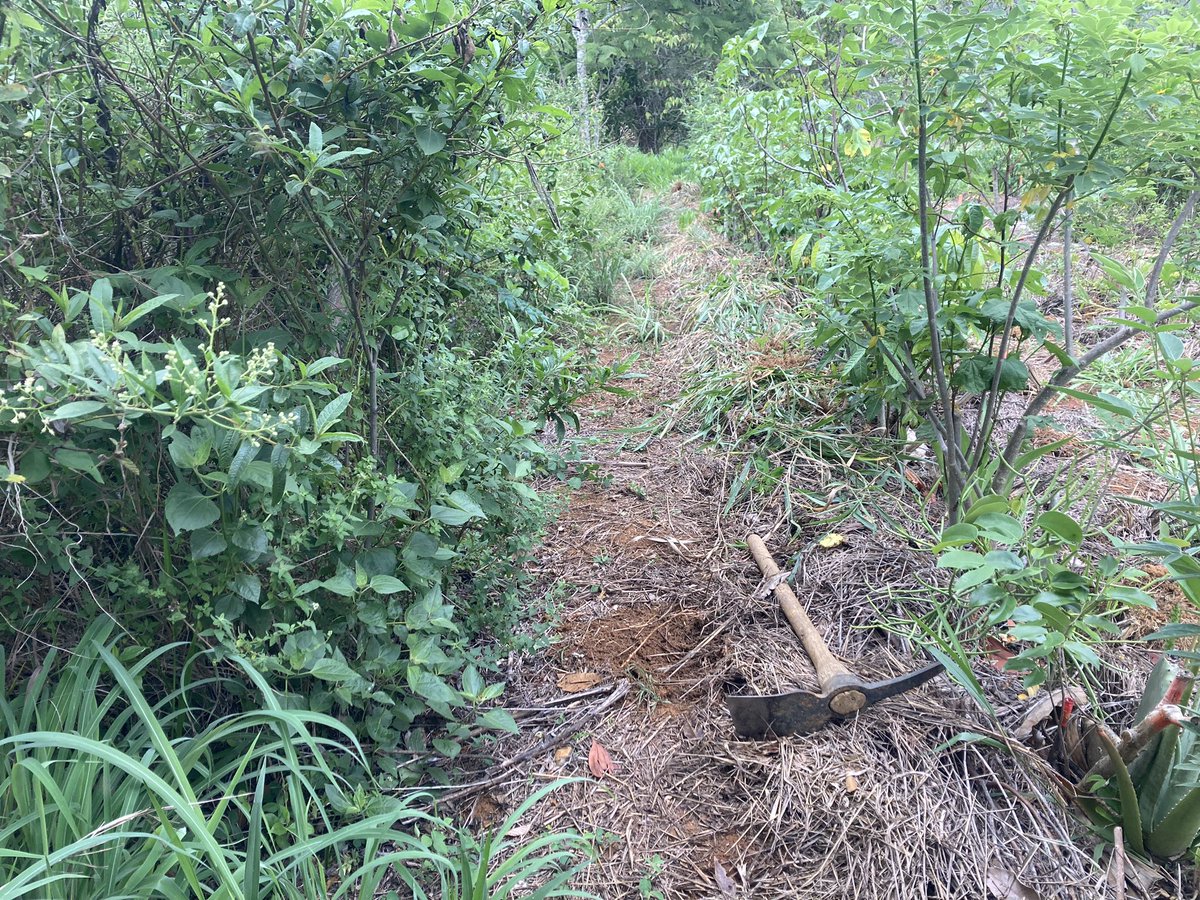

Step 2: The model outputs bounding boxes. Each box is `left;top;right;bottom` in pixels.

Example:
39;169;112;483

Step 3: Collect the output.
1080;657;1200;861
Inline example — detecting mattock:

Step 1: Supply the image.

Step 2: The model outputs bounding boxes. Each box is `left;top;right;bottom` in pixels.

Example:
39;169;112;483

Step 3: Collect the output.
726;534;943;739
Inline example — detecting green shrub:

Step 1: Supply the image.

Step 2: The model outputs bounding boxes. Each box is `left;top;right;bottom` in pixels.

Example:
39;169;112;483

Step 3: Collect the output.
0;281;542;760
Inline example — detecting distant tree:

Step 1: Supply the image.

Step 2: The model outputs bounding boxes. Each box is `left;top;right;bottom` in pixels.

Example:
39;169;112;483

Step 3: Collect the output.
586;0;774;151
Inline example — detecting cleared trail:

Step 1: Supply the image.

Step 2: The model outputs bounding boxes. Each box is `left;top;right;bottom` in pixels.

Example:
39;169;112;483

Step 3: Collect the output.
464;190;1118;899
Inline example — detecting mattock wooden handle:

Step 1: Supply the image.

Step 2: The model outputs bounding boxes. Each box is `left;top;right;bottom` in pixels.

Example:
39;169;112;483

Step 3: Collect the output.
747;535;865;710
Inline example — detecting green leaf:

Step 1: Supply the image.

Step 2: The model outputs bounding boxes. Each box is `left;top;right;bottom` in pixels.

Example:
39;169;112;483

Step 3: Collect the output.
407;668;461;709
226;440;258;487
953;566;999;592
117;292;179;329
963;494;1010;523
51;400;109;420
0;83;31;102
1094;728;1145;855
1053;387;1137;418
1103;585;1155;608
414;124;446;155
938;549;986;569
1145;624;1200;642
369;575;409;595
315;393;352;436
446;489;486;520
311;658;357;682
983;550;1025;571
974;513;1023;545
231;573;261;604
951;355;1029;394
190;529;227;560
430;505;474;527
55;449;103;483
462;665;484;699
937;523;979;546
1036;510;1083;545
477;708;519;734
164;482;220;533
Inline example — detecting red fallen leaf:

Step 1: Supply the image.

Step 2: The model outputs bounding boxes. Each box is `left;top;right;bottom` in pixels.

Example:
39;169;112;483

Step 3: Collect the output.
984;636;1015;671
588;740;615;778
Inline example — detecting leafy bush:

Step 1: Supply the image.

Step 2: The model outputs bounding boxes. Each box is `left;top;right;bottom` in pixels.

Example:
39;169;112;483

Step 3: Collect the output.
691;0;1200;519
2;280;548;759
934;497;1156;690
0;0;635;769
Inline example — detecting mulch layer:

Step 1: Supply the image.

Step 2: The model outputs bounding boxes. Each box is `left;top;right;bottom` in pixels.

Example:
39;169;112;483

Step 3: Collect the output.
446;190;1191;899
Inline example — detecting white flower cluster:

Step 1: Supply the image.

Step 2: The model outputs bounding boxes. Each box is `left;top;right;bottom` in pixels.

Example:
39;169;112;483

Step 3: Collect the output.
208;283;232;328
0;373;42;425
244;342;278;382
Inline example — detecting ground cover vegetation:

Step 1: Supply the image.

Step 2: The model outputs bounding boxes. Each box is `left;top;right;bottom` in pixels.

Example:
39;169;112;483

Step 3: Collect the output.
5;0;1200;894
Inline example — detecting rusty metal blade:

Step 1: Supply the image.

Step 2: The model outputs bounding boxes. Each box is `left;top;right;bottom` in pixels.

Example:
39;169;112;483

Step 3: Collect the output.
726;662;944;739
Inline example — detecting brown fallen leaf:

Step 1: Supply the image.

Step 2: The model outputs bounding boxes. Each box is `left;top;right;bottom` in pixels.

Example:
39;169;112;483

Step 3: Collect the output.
558;672;603;693
588;740;615;778
713;858;737;897
985;866;1044;900
984;636;1016;671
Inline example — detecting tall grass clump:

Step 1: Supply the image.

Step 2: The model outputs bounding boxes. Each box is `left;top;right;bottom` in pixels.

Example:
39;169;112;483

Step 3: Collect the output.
0;621;591;899
604;146;691;193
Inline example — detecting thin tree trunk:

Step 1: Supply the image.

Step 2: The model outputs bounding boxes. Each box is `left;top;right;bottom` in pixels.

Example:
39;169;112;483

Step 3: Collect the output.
1063;191;1074;357
573;8;592;148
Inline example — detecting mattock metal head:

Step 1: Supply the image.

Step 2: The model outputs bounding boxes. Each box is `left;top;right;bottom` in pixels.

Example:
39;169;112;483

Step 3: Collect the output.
726;663;945;739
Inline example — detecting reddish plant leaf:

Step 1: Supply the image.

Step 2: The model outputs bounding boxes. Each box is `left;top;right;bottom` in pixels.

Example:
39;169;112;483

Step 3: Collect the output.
588;740;615;778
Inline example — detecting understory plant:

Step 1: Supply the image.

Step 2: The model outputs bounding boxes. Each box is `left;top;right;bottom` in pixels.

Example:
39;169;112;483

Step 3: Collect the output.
934;494;1155;690
693;0;1200;521
0;620;592;899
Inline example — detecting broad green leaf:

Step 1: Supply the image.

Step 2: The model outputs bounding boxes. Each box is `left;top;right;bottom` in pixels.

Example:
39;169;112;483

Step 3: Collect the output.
369;575;409;595
1036;510;1083;545
983;550;1025;571
477;708;519;734
191;529;227;560
938;549;986;569
952;355;1029;394
430;504;473;527
164;482;220;533
311;658;357;682
974;513;1023;544
55;449;103;483
414;124;446;155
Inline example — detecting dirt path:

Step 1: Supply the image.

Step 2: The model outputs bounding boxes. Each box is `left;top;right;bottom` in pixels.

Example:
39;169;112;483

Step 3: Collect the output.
470;193;1117;899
